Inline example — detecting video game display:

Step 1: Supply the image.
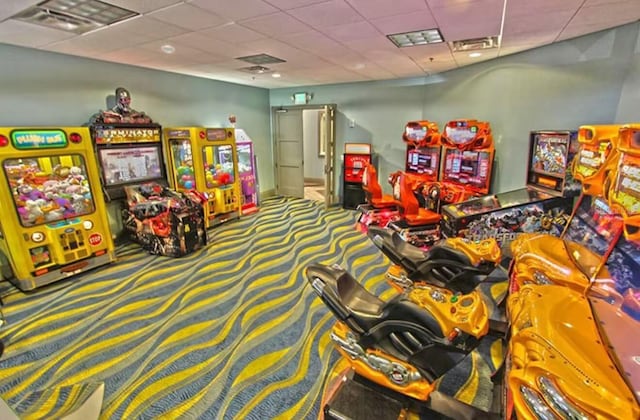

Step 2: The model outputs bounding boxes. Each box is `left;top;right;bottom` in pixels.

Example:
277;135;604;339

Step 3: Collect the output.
527;130;580;196
406;146;439;176
98;146;163;187
441;149;491;189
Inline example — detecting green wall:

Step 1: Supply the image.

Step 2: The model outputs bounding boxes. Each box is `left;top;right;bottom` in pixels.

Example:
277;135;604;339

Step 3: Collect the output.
0;43;273;192
270;21;640;195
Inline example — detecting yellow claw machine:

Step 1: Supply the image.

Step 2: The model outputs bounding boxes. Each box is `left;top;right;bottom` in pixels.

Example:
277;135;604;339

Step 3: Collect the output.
163;127;241;228
0;127;116;291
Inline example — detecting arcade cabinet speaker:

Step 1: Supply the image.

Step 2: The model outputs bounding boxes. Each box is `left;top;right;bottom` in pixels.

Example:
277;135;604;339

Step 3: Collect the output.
343;183;366;210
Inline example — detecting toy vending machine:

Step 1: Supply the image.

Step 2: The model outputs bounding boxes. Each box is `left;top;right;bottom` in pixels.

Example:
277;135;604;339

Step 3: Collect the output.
0;127;115;291
163;127;241;228
235;128;259;215
342;143;371;209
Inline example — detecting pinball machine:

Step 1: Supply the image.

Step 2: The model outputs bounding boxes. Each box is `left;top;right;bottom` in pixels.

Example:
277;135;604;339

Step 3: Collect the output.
163;127;241;228
441;129;580;250
0;127;115;291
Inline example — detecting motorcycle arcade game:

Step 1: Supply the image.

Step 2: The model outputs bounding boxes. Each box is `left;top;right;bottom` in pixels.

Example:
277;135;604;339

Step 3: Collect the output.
163;127;241;228
505;124;640;419
441;129;580;252
0;127;115;291
89;88;205;257
356;121;440;233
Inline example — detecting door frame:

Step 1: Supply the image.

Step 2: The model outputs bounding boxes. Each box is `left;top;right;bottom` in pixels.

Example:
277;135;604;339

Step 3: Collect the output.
271;104;337;205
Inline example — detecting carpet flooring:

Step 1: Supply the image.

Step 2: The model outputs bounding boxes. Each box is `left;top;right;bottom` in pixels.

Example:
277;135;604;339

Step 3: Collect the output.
0;197;392;419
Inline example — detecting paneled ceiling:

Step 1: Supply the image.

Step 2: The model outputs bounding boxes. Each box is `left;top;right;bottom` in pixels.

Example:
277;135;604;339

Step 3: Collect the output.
0;0;638;88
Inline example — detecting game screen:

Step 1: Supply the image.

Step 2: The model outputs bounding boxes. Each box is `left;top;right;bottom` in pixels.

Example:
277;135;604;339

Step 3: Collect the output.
406;146;439;176
530;133;569;175
98;146;163;186
443;125;478;145
203;144;235;188
4;155;96;227
442;148;491;189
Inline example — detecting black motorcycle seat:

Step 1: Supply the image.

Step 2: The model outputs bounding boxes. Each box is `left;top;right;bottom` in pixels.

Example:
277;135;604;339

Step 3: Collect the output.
306;264;384;316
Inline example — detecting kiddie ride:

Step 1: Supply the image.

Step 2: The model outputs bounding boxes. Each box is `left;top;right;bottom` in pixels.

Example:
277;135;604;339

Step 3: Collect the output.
307;228;510;419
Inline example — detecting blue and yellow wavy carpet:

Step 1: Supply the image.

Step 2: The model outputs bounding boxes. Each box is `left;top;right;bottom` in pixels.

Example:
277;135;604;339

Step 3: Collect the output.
0;197;392;419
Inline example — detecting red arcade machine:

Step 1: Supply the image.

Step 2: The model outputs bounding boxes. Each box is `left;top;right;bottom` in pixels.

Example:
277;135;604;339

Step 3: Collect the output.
356;121;441;231
342;143;372;210
441;128;579;250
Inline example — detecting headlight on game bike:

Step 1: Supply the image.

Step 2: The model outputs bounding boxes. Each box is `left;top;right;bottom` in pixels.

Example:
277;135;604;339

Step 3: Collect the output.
538;376;589;420
520;385;555;420
532;270;553;285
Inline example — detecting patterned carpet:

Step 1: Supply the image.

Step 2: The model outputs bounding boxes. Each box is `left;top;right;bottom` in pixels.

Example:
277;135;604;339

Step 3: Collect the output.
0;197;391;419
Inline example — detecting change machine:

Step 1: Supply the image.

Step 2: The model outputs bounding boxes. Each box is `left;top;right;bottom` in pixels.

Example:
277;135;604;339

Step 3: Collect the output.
0;127;115;291
163;127;241;228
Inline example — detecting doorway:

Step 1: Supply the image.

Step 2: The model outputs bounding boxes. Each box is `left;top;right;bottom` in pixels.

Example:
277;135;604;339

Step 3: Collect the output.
273;104;336;208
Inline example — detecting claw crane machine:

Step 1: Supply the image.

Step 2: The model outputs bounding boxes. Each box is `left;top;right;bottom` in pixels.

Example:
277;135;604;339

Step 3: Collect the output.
234;128;259;215
163;127;241;228
0;127;115;291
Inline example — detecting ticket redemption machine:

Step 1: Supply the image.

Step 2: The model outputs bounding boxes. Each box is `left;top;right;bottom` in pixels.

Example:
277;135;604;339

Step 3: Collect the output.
342;143;372;210
441;129;579;250
0;127;115;291
235;128;259;215
163;127;241;228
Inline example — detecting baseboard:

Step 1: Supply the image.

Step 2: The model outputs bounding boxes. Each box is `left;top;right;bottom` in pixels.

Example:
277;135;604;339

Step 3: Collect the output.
304;177;324;185
260;189;277;199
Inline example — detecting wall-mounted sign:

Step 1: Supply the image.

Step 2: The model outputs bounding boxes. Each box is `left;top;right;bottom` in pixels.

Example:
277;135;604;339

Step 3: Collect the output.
293;92;309;105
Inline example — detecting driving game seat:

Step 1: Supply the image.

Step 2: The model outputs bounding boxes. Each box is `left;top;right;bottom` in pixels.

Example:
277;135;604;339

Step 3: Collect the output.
396;173;441;226
362;163;396;208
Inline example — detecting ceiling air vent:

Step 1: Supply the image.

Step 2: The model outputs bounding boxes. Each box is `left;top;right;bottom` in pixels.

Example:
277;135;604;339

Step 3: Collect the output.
238;65;272;74
11;0;138;35
450;36;500;52
236;54;286;65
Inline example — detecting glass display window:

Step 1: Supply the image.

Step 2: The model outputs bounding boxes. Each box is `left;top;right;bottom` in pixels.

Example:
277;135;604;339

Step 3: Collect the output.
202;145;235;189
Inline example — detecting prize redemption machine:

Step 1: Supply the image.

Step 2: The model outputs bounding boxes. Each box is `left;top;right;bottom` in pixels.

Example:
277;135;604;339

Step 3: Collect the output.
505;124;640;419
235;128;259;215
163;127;241;228
0;127;115;291
441;129;580;251
89;90;206;257
356;121;440;231
342;143;371;210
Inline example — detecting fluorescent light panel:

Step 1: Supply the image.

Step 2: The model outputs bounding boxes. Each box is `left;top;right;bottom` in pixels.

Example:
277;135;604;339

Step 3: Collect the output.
387;28;444;48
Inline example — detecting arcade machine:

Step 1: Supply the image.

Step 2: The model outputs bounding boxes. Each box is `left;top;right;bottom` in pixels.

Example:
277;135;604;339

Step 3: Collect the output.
0;127;115;291
441;129;580;250
342;143;371;210
163;127;241;228
356;121;440;231
505;124;640;419
235;128;259;215
89;88;206;256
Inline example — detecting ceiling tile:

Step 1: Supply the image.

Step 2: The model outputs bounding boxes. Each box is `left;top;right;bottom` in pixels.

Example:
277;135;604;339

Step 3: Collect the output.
501;31;557;48
198;23;268;44
103;0;182;14
189;0;279;21
556;22;617;41
320;21;380;42
0;0;41;20
345;0;428;19
276;30;346;52
148;3;230;31
109;16;189;39
505;0;583;18
0;20;75;48
287;0;363;28
166;32;247;57
400;43;454;60
370;11;439;35
239;12;311;36
503;10;574;36
343;36;397;53
426;0;482;8
263;0;328;10
570;2;640;26
430;0;504;41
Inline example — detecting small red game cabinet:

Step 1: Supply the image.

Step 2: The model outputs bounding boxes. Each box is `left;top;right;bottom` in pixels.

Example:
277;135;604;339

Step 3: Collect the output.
342;143;371;210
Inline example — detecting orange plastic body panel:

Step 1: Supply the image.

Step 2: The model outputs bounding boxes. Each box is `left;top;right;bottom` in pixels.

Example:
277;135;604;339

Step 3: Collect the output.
573;125;621;196
402;120;440;148
507;284;640;420
331;322;435;401
362;163;396;208
393;172;441;225
607;124;640;241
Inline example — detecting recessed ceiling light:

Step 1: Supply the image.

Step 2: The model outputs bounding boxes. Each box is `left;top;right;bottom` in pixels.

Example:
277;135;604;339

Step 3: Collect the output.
161;44;175;54
387;28;444;48
272;73;281;78
469;52;482;58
